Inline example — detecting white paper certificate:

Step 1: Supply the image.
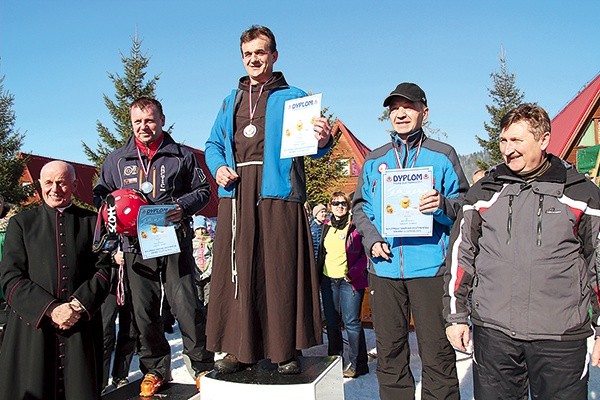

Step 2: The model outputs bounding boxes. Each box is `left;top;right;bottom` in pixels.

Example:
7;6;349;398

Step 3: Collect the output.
280;93;322;159
137;205;181;259
381;167;434;237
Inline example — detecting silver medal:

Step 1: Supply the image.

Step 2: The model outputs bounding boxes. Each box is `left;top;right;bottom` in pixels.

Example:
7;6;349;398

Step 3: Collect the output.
339;233;346;240
243;123;257;138
141;181;153;194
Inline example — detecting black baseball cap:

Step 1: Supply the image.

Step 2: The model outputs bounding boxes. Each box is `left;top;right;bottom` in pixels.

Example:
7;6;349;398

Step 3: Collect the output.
383;82;427;107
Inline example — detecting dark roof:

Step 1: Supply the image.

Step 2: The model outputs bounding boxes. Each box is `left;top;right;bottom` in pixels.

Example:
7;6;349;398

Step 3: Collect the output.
547;73;600;157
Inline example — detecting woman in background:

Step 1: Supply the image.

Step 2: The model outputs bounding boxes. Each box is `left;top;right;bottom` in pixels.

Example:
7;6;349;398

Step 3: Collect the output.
317;191;368;378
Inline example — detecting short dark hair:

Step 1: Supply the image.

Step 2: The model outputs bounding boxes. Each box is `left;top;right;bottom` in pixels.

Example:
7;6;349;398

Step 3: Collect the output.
500;103;550;140
240;25;277;53
329;191;351;206
130;97;164;116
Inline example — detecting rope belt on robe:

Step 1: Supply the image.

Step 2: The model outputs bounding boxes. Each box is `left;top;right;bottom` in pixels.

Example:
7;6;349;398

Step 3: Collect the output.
230;160;264;299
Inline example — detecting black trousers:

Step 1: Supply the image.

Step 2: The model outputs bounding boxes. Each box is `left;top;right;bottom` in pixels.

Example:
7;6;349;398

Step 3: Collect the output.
473;325;588;399
101;290;137;387
370;274;459;400
125;240;213;380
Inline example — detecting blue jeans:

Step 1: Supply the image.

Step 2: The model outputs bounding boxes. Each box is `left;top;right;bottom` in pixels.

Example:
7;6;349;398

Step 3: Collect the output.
320;276;368;372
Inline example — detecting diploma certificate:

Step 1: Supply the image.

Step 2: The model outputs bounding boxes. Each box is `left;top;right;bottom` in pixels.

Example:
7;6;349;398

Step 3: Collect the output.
280;93;322;159
137;205;181;259
381;166;434;237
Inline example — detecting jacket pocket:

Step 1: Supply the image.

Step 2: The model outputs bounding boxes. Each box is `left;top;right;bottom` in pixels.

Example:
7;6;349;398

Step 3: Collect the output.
470;257;512;328
527;256;585;335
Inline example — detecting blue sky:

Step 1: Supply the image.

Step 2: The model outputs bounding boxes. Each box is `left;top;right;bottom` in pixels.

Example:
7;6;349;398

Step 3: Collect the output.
2;1;600;165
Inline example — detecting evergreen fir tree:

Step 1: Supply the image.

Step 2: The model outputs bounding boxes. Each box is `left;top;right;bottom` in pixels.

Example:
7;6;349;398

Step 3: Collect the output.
476;48;525;169
304;109;346;206
82;34;160;167
0;76;32;205
304;133;345;207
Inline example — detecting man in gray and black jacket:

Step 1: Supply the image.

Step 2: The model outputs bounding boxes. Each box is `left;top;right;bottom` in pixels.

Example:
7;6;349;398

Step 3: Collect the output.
444;103;600;399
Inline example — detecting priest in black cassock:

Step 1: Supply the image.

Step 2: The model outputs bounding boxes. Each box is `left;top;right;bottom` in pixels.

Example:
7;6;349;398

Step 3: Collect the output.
0;160;111;400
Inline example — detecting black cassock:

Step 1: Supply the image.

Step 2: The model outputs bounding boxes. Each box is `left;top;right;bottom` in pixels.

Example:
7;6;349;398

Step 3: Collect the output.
0;203;111;400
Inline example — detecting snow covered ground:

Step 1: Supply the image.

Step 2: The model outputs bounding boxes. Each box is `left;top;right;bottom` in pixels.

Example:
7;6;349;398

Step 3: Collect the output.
112;325;600;399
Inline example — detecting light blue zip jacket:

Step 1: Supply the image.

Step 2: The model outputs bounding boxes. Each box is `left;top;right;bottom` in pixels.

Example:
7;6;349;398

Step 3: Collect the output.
205;74;331;203
352;130;469;279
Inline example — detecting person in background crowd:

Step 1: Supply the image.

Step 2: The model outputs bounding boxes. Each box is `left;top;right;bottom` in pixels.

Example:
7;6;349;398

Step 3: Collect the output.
310;203;327;262
317;191;368;379
93;97;213;396
353;82;466;399
205;25;332;375
192;215;213;307
471;169;485;184
444;103;600;399
0;160;111;399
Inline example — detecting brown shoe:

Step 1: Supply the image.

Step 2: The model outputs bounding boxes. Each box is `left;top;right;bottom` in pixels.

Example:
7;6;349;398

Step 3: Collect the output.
140;373;163;397
214;354;245;374
277;358;301;375
343;367;357;378
113;377;129;388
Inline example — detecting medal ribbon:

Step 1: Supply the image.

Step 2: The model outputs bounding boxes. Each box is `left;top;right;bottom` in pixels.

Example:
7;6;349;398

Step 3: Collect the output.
134;137;163;187
392;134;422;169
136;146;152;185
248;81;268;124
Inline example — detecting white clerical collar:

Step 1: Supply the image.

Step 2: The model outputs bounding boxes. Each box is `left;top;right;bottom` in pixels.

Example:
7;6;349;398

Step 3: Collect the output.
55;202;73;213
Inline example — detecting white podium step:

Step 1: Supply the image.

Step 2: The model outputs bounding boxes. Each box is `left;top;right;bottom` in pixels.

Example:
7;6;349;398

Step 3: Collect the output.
200;356;344;400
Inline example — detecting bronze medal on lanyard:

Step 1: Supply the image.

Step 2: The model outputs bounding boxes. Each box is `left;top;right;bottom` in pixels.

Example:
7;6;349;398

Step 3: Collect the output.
244;81;267;138
136;146;153;194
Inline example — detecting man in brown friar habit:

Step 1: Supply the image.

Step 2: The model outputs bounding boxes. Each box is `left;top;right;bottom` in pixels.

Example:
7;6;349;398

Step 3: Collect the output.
205;25;333;375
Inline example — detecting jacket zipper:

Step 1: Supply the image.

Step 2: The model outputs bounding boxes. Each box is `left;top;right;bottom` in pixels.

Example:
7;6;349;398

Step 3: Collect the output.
536;194;544;247
399;237;404;278
506;195;514;245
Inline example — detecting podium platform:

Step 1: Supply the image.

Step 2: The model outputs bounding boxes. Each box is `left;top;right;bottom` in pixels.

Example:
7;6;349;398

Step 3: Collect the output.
101;379;199;400
200;356;343;400
100;356;342;400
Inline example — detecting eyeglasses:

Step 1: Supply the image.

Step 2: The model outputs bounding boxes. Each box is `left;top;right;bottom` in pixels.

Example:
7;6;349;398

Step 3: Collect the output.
331;201;348;207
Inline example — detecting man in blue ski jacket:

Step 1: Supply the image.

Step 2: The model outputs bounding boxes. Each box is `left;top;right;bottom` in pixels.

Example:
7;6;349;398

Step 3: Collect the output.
353;82;467;400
